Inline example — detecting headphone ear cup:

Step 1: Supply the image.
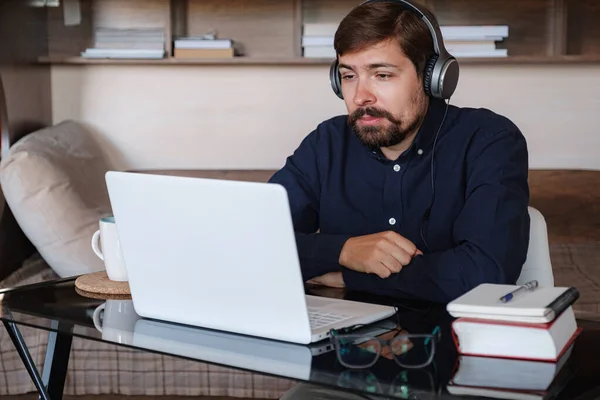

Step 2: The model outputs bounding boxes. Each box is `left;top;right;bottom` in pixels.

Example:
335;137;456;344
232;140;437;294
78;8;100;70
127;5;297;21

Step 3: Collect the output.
423;55;438;98
329;60;343;99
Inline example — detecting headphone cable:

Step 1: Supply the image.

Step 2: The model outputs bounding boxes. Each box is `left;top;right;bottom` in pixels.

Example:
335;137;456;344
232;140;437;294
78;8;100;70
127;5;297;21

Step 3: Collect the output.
420;98;450;252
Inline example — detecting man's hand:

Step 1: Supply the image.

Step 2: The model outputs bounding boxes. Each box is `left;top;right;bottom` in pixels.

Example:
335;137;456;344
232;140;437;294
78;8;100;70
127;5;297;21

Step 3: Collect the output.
339;231;422;279
307;271;345;288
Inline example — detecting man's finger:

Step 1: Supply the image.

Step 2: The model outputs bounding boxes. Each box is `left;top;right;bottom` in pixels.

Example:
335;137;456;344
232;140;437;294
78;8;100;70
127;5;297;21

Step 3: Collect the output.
380;251;404;273
371;262;392;278
385;231;420;257
381;239;413;266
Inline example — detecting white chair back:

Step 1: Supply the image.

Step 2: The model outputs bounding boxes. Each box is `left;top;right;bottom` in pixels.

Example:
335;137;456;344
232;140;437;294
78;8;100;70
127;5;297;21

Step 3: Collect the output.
516;206;555;287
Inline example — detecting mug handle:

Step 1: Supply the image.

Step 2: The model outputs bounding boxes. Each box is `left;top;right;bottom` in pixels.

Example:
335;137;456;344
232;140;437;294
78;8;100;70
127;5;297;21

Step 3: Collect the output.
92;303;105;333
91;230;104;260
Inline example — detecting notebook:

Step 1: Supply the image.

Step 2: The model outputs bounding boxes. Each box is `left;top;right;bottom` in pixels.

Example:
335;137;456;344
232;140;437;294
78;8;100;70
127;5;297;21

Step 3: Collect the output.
446;284;580;323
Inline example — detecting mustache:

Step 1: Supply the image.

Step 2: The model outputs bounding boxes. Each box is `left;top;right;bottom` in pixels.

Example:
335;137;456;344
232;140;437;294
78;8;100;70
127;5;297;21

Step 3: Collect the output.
348;107;400;125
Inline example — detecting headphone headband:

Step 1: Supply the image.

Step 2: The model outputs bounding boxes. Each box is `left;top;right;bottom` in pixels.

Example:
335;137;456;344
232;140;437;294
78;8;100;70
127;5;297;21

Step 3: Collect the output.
329;0;459;100
360;0;444;56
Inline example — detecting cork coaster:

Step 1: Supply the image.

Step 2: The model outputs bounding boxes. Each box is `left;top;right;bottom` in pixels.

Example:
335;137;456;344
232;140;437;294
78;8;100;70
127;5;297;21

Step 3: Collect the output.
75;286;132;300
75;271;131;296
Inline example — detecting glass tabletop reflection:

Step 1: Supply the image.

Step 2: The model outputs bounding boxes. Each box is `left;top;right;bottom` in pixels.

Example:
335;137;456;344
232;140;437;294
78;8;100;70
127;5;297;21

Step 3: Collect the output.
0;278;597;400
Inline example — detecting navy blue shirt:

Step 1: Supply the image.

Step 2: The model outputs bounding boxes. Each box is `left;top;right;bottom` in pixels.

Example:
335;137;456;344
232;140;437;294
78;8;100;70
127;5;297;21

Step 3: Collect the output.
268;98;530;303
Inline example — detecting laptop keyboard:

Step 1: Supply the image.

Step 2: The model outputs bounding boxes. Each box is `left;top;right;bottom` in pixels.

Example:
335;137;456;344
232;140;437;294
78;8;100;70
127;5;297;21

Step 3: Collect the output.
308;308;352;329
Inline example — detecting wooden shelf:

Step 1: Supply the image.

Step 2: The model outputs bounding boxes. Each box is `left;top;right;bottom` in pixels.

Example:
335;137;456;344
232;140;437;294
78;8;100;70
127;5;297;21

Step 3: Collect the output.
37;56;334;65
40;0;600;66
37;55;600;66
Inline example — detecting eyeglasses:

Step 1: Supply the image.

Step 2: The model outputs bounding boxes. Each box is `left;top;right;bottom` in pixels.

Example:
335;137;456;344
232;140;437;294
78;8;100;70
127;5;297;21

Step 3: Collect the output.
329;324;441;370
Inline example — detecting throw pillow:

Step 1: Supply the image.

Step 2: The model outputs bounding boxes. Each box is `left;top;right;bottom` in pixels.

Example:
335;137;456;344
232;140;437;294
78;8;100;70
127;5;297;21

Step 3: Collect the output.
0;120;114;278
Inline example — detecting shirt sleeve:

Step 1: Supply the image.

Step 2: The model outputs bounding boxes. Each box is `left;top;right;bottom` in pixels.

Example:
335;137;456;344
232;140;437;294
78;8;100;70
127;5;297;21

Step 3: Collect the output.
268;131;351;282
342;125;531;303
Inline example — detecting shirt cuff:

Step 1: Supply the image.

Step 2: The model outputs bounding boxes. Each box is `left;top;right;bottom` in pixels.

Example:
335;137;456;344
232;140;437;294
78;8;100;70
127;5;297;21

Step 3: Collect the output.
342;268;377;291
296;233;351;279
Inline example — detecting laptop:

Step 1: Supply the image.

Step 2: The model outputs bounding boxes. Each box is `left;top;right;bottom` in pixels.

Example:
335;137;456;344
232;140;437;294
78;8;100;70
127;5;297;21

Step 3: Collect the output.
105;171;396;344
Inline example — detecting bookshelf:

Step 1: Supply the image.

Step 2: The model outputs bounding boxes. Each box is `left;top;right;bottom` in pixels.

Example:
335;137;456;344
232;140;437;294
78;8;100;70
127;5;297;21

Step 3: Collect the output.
40;0;600;65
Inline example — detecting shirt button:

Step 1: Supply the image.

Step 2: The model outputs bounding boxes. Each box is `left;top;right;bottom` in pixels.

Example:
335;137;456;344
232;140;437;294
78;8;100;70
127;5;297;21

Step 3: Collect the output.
393;164;401;172
417;149;423;155
389;217;396;225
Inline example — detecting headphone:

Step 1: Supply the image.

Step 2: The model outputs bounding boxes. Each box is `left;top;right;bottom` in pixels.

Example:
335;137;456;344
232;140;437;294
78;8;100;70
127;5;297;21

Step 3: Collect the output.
329;0;459;100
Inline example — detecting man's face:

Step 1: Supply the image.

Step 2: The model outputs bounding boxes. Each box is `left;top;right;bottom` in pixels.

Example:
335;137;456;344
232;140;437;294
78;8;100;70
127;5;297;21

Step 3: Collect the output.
339;39;428;151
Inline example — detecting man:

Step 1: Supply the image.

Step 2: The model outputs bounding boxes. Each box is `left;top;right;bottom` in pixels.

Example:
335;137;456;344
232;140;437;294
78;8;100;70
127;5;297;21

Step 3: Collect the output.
269;0;530;306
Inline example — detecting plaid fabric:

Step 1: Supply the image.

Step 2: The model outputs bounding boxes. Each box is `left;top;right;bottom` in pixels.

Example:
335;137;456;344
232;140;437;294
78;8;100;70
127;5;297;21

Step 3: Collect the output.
0;255;296;397
0;323;296;397
64;338;296;397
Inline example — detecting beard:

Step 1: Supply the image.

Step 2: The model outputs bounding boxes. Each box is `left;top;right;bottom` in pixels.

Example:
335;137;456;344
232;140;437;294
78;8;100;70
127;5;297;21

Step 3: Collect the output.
348;103;424;151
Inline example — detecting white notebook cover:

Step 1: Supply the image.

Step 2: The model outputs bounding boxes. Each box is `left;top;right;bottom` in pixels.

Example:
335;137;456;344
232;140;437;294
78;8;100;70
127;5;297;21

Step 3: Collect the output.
447;284;570;323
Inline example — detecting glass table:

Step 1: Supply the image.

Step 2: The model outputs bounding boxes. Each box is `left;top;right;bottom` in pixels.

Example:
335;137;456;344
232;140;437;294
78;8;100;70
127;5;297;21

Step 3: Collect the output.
1;277;600;400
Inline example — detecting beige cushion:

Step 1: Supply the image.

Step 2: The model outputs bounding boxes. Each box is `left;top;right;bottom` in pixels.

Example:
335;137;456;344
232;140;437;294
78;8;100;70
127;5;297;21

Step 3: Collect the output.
0;120;114;278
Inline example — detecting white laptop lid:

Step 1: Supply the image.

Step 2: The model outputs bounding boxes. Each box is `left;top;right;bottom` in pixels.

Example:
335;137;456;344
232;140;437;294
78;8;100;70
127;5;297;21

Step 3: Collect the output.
105;171;313;344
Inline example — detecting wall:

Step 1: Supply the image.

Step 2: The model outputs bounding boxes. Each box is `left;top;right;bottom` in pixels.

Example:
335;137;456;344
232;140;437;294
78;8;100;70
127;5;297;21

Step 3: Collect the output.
50;63;600;171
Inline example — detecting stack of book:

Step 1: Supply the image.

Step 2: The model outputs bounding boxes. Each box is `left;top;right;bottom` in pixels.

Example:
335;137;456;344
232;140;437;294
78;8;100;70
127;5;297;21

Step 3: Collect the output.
442;25;509;58
301;22;337;58
301;23;509;59
81;27;165;59
173;36;239;59
445;283;581;399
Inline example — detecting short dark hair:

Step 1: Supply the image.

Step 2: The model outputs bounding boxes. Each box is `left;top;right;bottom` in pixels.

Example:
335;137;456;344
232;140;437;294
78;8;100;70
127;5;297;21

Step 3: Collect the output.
334;1;436;78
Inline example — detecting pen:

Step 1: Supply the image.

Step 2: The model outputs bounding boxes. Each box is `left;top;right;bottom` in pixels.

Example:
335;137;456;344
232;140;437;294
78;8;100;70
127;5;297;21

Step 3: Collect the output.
499;280;538;303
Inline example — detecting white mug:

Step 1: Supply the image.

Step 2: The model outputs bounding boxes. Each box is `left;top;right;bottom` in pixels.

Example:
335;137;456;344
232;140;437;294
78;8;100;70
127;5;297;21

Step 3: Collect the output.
91;216;128;281
92;300;140;344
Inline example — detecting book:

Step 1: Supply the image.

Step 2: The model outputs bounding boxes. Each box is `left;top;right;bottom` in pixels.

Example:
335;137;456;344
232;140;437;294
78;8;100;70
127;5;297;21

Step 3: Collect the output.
451;306;580;361
173;38;233;49
173;48;235;59
81;48;165;59
301;36;334;47
447;283;580;323
447;345;576;400
303;46;336;58
451;49;508;58
303;22;339;37
301;24;509;41
450;345;574;391
440;25;509;38
445;41;498;52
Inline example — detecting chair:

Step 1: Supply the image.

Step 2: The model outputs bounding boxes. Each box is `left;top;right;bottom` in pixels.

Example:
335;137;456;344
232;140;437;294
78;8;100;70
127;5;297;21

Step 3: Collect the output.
516;206;555;287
